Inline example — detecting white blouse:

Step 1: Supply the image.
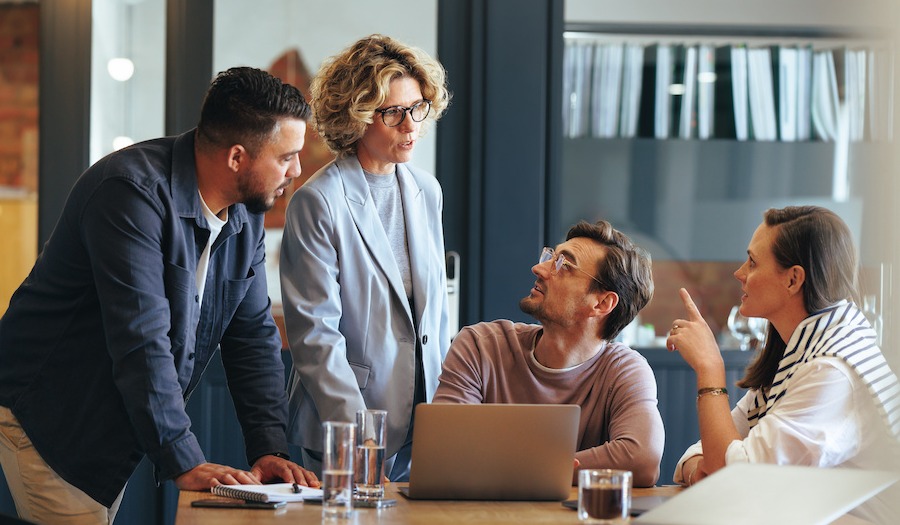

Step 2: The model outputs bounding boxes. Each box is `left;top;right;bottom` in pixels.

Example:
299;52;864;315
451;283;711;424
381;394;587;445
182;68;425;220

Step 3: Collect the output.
674;357;900;524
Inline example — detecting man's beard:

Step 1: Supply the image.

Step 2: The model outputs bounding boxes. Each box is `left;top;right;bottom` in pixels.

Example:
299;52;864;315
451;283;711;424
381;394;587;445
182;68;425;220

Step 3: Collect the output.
238;170;281;213
519;295;540;319
243;193;274;214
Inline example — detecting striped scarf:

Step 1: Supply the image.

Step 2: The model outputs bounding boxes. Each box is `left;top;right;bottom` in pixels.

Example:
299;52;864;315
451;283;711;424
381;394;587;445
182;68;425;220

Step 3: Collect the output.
747;301;900;440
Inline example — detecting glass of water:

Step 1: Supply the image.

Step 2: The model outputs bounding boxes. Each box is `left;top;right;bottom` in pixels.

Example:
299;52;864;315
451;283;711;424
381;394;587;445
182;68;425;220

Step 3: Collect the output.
323;421;355;518
355;409;387;500
747;316;768;350
727;305;753;351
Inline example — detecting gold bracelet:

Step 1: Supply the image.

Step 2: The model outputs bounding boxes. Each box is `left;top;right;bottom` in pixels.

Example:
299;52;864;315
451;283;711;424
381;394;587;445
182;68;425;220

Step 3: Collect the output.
696;387;728;401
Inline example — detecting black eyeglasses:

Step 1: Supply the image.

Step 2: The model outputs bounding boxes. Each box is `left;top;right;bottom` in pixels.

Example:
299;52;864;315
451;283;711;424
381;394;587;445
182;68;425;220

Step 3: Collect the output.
374;99;432;127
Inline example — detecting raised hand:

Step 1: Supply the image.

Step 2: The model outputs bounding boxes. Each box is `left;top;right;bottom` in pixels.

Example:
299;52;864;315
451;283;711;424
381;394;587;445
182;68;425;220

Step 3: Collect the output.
666;288;724;378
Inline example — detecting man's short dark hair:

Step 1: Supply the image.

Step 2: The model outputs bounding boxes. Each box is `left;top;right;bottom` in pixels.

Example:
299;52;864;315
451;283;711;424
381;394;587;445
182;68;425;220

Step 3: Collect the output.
566;220;654;340
196;66;311;154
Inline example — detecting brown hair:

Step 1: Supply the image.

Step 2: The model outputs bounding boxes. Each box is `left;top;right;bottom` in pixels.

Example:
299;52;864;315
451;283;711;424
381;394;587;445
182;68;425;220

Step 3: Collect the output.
566;220;654;340
737;206;859;390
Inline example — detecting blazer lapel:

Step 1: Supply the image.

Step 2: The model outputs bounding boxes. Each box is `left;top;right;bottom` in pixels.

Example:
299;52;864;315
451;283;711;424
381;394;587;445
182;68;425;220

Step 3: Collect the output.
397;164;430;328
340;157;413;319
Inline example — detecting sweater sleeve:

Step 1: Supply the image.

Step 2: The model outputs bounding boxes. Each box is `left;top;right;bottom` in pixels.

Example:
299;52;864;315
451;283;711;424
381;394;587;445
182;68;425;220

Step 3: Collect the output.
433;326;485;404
574;353;665;487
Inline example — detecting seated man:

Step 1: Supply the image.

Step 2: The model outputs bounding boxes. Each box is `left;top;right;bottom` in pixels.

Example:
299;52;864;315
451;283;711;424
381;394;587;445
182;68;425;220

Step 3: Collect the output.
433;220;664;487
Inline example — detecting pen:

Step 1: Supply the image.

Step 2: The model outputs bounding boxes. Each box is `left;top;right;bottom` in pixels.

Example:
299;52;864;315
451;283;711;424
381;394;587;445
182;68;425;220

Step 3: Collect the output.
292;482;302;494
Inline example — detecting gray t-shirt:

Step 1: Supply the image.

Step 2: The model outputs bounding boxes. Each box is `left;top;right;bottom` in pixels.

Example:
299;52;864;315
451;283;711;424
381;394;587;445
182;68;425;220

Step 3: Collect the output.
364;170;413;304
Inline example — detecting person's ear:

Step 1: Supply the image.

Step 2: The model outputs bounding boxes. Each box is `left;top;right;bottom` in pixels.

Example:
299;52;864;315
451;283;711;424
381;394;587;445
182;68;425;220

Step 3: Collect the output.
594;291;619;317
227;145;246;173
786;265;806;295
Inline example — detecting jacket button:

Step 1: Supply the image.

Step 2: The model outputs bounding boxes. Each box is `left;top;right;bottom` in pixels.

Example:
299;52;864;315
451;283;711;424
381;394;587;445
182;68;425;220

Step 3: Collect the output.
188;353;195;360
194;295;199;302
422;335;428;345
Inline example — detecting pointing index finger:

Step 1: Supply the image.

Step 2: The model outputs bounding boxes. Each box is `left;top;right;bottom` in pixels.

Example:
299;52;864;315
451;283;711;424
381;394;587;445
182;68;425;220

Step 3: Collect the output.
679;288;703;321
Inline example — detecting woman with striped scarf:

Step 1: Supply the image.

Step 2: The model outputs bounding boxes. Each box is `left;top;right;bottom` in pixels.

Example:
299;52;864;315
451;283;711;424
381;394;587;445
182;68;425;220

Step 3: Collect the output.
667;206;899;524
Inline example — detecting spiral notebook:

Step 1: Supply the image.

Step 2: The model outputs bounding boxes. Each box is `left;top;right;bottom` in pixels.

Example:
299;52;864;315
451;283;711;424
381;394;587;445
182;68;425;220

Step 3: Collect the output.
210;483;323;503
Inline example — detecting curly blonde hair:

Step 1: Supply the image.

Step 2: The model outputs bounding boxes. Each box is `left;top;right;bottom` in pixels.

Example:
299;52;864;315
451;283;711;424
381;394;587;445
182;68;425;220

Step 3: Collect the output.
310;34;450;157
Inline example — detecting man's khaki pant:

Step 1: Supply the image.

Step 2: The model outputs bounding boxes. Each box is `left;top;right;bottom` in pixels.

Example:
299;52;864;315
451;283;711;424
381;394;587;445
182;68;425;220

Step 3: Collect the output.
0;406;123;524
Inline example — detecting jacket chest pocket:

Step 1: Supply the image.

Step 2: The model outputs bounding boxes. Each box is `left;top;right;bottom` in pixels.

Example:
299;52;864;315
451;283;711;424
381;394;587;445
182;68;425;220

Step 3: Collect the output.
164;262;195;350
219;267;255;326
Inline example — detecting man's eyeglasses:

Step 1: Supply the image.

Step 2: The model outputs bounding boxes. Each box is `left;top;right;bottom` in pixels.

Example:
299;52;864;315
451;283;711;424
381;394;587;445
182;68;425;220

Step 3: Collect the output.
374;99;432;127
539;247;603;287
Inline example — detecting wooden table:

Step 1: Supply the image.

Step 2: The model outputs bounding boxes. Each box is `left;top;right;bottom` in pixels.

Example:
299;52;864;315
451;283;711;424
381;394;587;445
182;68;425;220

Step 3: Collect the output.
176;484;683;524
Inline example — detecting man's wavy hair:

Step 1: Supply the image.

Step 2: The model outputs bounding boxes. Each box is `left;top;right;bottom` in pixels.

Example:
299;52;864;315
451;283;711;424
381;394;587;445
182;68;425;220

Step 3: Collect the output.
310;34;450;157
567;220;654;341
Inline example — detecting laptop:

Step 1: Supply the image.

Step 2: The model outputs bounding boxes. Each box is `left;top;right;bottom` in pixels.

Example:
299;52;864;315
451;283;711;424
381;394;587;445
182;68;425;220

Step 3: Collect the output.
633;463;899;525
401;403;580;500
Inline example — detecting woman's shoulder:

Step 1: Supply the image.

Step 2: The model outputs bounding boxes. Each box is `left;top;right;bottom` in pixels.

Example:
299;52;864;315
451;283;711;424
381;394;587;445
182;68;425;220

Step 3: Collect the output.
398;163;442;192
297;158;365;202
795;355;860;386
775;356;861;406
302;158;345;185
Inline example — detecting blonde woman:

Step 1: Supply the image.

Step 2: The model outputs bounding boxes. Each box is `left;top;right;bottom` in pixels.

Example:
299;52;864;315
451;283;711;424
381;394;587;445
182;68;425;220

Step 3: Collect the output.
280;34;451;481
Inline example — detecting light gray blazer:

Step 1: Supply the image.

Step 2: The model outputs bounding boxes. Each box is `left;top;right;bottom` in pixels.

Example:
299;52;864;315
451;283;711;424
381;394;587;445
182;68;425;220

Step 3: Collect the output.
280;155;451;460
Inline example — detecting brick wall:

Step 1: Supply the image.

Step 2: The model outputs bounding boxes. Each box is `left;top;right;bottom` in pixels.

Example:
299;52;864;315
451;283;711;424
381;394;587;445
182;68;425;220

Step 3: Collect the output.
0;3;39;192
641;259;744;339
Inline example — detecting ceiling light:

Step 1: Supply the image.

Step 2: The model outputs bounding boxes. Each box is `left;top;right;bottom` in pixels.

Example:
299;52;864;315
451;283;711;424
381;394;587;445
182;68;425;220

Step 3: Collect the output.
107;58;135;81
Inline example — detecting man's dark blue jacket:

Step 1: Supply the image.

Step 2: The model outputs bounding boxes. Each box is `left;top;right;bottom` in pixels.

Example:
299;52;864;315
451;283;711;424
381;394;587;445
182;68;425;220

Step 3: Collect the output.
0;131;289;506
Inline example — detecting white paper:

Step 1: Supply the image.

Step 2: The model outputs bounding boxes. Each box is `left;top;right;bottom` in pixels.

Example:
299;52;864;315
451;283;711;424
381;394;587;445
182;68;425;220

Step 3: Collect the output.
697;44;715;140
731;46;749;141
679;45;698;139
747;47;777;141
655;44;673;139
778;46;799;141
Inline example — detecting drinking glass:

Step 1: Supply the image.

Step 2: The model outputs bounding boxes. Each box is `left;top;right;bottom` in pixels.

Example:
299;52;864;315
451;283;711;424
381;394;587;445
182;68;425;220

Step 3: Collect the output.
323;421;355;519
727;306;753;351
355;409;387;501
578;469;631;523
747;316;768;349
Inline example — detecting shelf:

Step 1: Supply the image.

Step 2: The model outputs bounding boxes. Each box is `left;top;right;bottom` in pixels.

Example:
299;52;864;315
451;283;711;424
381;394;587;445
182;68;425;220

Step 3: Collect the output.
556;136;883;262
562;33;893;143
